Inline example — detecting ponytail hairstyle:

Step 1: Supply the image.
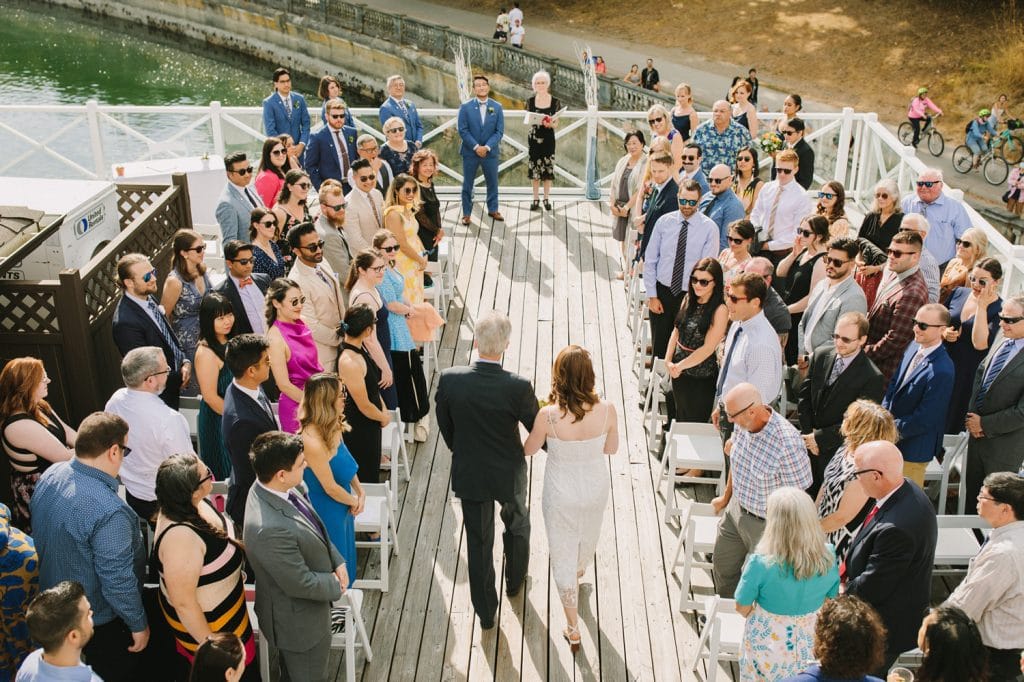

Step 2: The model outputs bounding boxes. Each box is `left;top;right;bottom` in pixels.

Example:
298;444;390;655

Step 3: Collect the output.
345;250;383;291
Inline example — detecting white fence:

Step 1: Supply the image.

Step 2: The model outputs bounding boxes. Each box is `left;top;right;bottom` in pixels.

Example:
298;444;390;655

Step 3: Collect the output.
2;102;1023;294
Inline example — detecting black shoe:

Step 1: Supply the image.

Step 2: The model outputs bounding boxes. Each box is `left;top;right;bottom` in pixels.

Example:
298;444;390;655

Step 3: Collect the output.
507;578;525;597
530;200;541;211
544;200;552;211
479;616;496;629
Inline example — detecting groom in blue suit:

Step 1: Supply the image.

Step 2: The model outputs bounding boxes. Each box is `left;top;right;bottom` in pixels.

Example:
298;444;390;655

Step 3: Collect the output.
306;98;358;192
458;75;505;224
262;67;310;162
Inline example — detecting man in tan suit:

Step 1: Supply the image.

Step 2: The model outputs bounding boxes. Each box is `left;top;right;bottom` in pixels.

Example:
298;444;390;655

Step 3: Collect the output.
287;222;346;370
344;158;385;253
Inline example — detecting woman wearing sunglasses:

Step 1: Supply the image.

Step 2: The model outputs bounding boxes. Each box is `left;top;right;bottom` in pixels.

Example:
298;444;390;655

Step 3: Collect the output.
646;103;683;177
939;227;988;304
815;180;850;239
943;257;1003;434
248;208;287;280
254;137;289;208
384;174;429;305
777;215;829;365
733;145;763;217
718;218;757;284
857;178;903;252
345;250;397;413
380;116;416;178
271;169;312;264
266;277;323;434
162;229;212;374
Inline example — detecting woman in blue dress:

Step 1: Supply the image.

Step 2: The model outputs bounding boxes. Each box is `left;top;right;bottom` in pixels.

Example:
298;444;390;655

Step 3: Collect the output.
298;372;363;586
161;228;212;366
193;293;236;481
943;257;1003;434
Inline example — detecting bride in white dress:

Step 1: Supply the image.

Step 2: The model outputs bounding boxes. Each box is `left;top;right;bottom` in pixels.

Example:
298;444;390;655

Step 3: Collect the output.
524;345;618;654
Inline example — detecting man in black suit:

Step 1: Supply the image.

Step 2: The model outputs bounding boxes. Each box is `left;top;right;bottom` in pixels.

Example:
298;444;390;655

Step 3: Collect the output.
215;240;271;337
111;253;190;409
844;440;937;674
797;311;885;496
435;311;539;629
636;153;678;261
222;333;277;527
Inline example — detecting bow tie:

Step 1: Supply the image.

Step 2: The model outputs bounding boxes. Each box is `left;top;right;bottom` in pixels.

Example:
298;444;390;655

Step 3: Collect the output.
239;277;254;288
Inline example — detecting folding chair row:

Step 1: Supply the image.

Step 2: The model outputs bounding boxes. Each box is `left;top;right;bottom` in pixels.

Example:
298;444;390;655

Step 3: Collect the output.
657;421;727;523
353;481;400;592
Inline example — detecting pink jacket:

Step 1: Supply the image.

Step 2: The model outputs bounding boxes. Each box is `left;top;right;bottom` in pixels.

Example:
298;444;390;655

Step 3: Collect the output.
907;96;943;119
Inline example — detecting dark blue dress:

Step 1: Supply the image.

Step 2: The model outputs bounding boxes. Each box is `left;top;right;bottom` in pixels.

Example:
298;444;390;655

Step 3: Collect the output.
252;241;287;281
303;441;359;587
944;286;1002;433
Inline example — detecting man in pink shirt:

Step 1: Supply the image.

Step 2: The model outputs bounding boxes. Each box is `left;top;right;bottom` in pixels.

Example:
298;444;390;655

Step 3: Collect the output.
907;87;943;148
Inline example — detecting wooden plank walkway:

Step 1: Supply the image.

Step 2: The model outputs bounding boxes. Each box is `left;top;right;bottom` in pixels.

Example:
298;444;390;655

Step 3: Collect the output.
326;198;723;682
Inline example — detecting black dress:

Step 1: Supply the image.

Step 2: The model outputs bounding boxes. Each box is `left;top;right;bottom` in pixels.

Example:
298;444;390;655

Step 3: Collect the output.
415;182;442;261
527;95;560;181
858;211;903;251
1;409;67;532
782;250;825;365
670;302;721;422
671;111;693;141
341;341;383;484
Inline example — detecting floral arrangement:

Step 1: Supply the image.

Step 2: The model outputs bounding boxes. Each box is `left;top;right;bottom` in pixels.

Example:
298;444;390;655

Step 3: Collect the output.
758;131;784;154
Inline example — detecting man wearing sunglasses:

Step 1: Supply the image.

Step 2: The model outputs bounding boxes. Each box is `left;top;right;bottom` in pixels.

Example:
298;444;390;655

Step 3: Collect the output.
378;74;423;148
643;180;720;360
900;168;971;268
899;213;940;302
288;222;346;371
348;133;393;195
881;303;954;487
798;237;867;358
112;253;190;410
305;98;357;193
865;230;929;384
315;180;352;282
749;148;813;267
215;150;263;245
678;142;709;194
344;158;386;253
215;240;271;337
964;293;1024;504
699;164;745;248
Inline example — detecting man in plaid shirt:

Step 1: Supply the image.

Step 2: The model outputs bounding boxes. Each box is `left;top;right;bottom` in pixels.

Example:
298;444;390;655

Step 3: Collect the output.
711;383;812;598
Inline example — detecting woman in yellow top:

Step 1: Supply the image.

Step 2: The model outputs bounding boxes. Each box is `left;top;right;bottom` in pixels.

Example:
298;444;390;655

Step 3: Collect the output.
383;173;429;304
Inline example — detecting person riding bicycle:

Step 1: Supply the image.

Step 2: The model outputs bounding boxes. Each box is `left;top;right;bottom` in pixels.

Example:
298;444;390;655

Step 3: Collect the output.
967;108;998;168
907;87;943;148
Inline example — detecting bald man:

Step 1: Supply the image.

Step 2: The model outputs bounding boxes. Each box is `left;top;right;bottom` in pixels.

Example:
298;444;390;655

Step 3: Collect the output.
844;440;937;675
711;383;810;598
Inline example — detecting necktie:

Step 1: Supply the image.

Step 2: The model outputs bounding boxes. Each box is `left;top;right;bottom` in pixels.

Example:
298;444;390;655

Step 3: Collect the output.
900;349;925;388
257;390;275;421
334;131;350;175
840;504;881;582
243;187;259;208
715;326;744;400
239;276;253;288
368;194;382;228
669;219;689;296
288;490;326;540
764;186;782;241
146;298;186;371
646;185;660;215
976;340;1016;406
283;96;292;120
827;356;844;386
397;99;409;117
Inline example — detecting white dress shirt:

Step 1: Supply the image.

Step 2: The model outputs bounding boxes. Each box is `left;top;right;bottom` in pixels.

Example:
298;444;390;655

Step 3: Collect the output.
749;179;813;251
104;388;194;501
229;273;266;335
717;310;783;404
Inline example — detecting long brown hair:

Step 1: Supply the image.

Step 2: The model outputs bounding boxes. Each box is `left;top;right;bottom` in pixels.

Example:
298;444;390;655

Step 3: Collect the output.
171;229;207;282
345;250;382;291
548;345;600;423
156;454;244;550
0;357;52;424
298;373;350;450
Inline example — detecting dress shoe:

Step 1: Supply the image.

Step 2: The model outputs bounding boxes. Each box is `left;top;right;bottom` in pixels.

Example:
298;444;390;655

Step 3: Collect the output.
479;615;496;630
506;577;525;597
488;211;504;221
461;215;471;225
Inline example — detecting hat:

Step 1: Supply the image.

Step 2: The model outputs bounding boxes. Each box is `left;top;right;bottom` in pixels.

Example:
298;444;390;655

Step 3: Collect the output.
979;108;991;118
917;87;928;95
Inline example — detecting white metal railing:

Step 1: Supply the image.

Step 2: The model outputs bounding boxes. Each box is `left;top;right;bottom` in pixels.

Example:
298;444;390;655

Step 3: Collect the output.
2;102;1022;294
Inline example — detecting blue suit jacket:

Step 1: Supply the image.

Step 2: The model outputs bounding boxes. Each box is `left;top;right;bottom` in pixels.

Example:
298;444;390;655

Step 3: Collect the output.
111;296;185;407
639;178;679;260
262;92;310;147
215;183;258;244
699;188;746;247
222;382;278;526
305;124;358;190
457;98;504;159
882;342;955;462
379;97;424;146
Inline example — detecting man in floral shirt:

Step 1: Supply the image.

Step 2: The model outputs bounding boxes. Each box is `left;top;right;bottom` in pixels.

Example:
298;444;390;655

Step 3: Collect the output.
692;100;752;175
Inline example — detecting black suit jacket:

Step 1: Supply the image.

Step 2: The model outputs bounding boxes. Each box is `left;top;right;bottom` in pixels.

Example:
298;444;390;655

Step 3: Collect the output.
222;382;277;526
111;295;185;408
214;273;271;337
771;138;815;190
845;481;937;659
435;362;538;503
639;178;679;260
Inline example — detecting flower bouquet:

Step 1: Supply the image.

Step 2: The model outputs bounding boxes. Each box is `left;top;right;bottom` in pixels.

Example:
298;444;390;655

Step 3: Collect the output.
758;131;784;154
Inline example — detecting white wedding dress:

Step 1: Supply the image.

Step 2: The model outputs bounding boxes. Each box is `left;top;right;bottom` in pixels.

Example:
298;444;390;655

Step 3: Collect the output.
541;405;611;609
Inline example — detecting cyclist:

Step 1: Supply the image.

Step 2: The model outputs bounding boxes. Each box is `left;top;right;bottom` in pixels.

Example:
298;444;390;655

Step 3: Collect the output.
907;87;943;148
966;108;998;168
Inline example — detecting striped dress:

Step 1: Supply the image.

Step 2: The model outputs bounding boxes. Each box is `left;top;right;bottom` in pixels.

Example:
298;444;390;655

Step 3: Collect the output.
153;500;255;665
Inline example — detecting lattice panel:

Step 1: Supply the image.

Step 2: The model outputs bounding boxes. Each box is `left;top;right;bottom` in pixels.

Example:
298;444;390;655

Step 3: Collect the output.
115;187;163;228
0;290;60;334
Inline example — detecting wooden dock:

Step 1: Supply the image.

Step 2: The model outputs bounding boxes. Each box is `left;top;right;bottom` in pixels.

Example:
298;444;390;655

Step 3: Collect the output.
325;198;720;682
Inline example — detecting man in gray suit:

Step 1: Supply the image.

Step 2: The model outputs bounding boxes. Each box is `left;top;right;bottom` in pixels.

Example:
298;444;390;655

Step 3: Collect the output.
964;293;1024;502
798;237;867;360
242;431;347;682
215;151;262;245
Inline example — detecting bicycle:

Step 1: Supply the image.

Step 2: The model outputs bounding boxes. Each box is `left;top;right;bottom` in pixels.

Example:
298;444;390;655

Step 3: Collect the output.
898;114;944;156
952;137;1009;185
993;127;1024;165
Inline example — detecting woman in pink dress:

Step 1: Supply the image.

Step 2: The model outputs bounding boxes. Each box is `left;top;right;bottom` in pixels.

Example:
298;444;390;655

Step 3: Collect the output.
266;278;323;433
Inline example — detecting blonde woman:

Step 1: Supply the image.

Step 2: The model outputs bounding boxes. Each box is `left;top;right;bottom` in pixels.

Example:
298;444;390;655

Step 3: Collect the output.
815;399;898;557
383;173;428;304
735;487;840;681
646;103;683;176
299;372;363;586
730;79;759;138
670;83;699;142
380;115;415;177
939;226;988;304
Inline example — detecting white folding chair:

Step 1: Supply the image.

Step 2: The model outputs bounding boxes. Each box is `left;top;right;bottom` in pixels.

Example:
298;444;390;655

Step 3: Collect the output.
642;358;670;452
423;264;447;315
933;432;969;514
934;514;988;577
658;422;727;522
330;588;373;682
689;595;746;682
669;502;720;611
381;409;411;485
353;482;399;592
179;396;201;441
437;239;454;299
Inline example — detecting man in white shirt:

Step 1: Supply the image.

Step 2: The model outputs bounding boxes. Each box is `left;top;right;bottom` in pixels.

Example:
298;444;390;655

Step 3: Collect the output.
749;148;813;267
900;212;941;302
345;158;385;253
215;241;270;337
508;1;523;27
347;134;393;195
288;222;346;370
104;346;194;522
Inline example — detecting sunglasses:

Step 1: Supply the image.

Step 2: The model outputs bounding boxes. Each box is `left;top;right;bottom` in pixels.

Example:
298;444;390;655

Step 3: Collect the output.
798;229;813;237
817;192;835;200
727;236;746;245
875;192;889;199
141;269;157;283
726;401;755;419
382;245;400;252
229;166;254;175
832;333;858;343
401;187;416;194
119;443;132;458
968;275;989;285
776;167;794;175
886;248;918;258
681;155;698;162
916;180;940;188
956;239;973;248
727;293;748;303
387;127;406;133
259;219;277;228
300;240;325;252
710;176;731;184
999;314;1024;324
737;156;753;162
185;244;206;253
325;203;345;211
648;116;664;125
825;257;849;267
271;148;286;155
677;198;699;207
357;175;376;182
781;129;797;135
287;296;307;306
913;320;944;330
329;113;346;120
229;257;254;265
295;182;312;190
690;275;714;286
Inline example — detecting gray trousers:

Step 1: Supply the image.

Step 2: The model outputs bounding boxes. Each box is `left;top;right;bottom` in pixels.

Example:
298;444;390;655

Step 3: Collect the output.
279;630;332;682
712;498;767;599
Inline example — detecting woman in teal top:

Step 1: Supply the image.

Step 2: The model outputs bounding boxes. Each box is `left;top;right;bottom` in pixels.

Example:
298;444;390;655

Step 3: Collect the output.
194;293;236;481
736;487;840;681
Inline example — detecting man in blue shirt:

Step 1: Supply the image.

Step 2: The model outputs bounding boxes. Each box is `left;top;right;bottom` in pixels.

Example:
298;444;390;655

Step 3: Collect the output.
679;142;709;194
900;168;970;267
18;581;103;682
30;412;147;682
699;164;746;248
262;67;310;162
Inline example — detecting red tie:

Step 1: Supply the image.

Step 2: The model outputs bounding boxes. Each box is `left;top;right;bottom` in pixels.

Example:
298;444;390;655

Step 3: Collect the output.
239;276;254;288
839;505;880;583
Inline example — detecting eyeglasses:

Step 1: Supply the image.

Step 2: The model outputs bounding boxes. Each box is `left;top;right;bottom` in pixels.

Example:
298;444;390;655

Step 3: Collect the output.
140;269;157;283
360;147;379;155
916;180;940;188
300;240;325;252
357;174;377;183
850;468;881;479
681;155;698;162
295;182;312;190
146;368;172;380
727;236;745;244
382;245;400;253
727;293;748;303
781;129;796;136
229;166;254;175
287;296;307;306
817;192;835;200
401;187;416;194
677;198;699;207
198;466;214;486
709;176;731;184
977;494;1005;504
798;228;814;238
825;257;849;267
387;127;406;133
185;244;206;253
690;275;714;286
371;264;386;272
325;203;345;211
874;192;889;199
228;257;253;265
999;314;1024;324
913;320;945;330
271;148;286;155
956;239;973;248
776;167;794;175
118;443;132;458
726;401;755;419
968;275;989;285
329;113;346;120
886;248;919;258
832;333;858;343
258;219;277;228
737;155;753;162
648;116;664;125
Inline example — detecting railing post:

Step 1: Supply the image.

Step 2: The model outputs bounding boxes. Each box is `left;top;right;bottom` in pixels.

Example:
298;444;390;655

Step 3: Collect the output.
210;101;226;159
86;100;106;179
585;104;600;200
56;270;102;424
855;113;877;203
834;107;854;186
